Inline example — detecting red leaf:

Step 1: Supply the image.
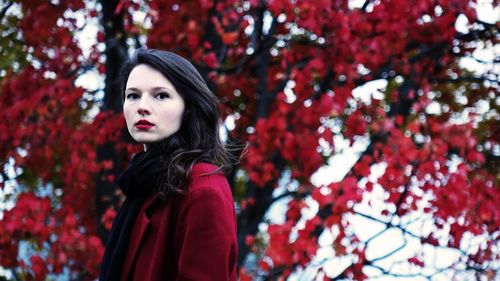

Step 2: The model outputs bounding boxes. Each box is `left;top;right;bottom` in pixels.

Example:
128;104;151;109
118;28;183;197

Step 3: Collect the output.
221;32;238;45
114;0;124;15
30;255;48;281
202;52;219;68
408;256;425;267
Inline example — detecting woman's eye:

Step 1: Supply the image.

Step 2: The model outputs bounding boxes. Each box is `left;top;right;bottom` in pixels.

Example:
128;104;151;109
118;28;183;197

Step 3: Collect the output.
156;93;169;100
126;93;139;100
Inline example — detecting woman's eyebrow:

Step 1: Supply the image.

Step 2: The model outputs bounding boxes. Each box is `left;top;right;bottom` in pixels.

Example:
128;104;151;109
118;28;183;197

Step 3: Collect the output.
125;87;140;93
125;87;173;93
150;86;174;92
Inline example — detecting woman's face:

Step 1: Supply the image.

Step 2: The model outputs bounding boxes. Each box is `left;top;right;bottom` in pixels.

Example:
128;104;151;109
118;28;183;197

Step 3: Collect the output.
123;64;185;147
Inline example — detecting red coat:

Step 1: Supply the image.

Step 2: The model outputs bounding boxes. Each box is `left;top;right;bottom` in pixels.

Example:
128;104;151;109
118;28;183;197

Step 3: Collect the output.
120;162;238;281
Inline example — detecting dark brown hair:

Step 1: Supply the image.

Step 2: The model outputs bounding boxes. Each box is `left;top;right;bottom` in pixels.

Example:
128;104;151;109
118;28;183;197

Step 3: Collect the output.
120;48;233;198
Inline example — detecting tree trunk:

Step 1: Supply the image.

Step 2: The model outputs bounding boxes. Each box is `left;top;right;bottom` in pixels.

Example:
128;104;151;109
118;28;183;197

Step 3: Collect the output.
95;0;128;243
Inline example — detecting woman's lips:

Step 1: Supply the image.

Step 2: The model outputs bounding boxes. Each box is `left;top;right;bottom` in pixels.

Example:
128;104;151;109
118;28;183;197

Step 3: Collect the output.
135;119;154;130
135;124;154;130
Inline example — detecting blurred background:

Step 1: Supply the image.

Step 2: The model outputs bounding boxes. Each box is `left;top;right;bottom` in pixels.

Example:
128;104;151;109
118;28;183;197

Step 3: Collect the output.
0;0;498;280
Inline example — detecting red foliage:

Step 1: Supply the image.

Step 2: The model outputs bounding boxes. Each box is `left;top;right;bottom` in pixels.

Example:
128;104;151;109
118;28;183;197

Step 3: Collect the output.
0;0;125;278
1;0;498;280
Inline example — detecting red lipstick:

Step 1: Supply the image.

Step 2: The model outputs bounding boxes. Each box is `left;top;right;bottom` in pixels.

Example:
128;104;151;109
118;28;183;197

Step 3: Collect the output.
135;119;154;130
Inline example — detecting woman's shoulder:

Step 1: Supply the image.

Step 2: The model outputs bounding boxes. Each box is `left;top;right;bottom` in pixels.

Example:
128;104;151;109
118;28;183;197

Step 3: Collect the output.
188;162;231;195
191;162;221;175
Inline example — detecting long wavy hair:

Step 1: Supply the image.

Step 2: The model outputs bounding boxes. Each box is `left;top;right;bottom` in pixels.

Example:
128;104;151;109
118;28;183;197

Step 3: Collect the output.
120;48;232;198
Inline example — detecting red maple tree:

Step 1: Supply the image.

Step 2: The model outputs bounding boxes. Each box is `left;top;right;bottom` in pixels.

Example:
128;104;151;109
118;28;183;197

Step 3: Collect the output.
0;0;498;280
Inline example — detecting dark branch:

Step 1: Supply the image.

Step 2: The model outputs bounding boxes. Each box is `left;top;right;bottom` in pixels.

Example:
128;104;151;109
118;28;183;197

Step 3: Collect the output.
361;0;371;12
0;0;13;23
369;237;408;263
354;211;391;226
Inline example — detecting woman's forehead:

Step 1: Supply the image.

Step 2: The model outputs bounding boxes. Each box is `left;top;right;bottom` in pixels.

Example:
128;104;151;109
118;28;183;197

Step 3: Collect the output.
126;65;176;92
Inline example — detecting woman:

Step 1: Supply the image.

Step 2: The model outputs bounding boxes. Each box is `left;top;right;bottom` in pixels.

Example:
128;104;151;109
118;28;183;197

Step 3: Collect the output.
99;48;238;281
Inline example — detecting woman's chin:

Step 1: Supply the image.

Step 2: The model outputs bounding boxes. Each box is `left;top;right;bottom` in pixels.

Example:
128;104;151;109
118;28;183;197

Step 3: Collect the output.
132;136;160;144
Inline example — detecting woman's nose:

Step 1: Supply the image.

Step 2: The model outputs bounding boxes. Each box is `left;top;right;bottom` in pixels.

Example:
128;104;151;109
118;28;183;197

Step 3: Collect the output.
137;97;151;115
138;108;149;116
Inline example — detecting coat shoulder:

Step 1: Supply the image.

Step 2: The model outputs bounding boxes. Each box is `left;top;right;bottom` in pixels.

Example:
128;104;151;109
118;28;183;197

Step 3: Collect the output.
191;162;224;176
188;162;230;194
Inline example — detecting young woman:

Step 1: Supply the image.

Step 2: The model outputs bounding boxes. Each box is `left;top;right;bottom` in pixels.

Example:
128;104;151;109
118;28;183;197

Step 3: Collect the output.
99;48;238;281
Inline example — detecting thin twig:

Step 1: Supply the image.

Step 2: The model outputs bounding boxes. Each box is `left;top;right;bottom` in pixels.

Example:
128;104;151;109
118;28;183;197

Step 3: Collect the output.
369;237;408;263
0;0;14;23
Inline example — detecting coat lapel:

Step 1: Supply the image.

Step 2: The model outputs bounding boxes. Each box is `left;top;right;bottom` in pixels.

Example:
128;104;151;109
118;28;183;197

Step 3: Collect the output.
120;195;158;279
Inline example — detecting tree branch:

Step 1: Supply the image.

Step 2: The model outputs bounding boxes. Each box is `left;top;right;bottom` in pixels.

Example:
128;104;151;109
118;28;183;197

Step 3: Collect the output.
367;263;450;280
369;237;408;263
361;0;371;12
431;76;499;84
0;0;13;23
354;210;391;226
364;227;389;245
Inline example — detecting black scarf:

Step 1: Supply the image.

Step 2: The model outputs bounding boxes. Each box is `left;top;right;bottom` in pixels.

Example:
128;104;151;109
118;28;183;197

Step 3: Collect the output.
99;150;165;281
